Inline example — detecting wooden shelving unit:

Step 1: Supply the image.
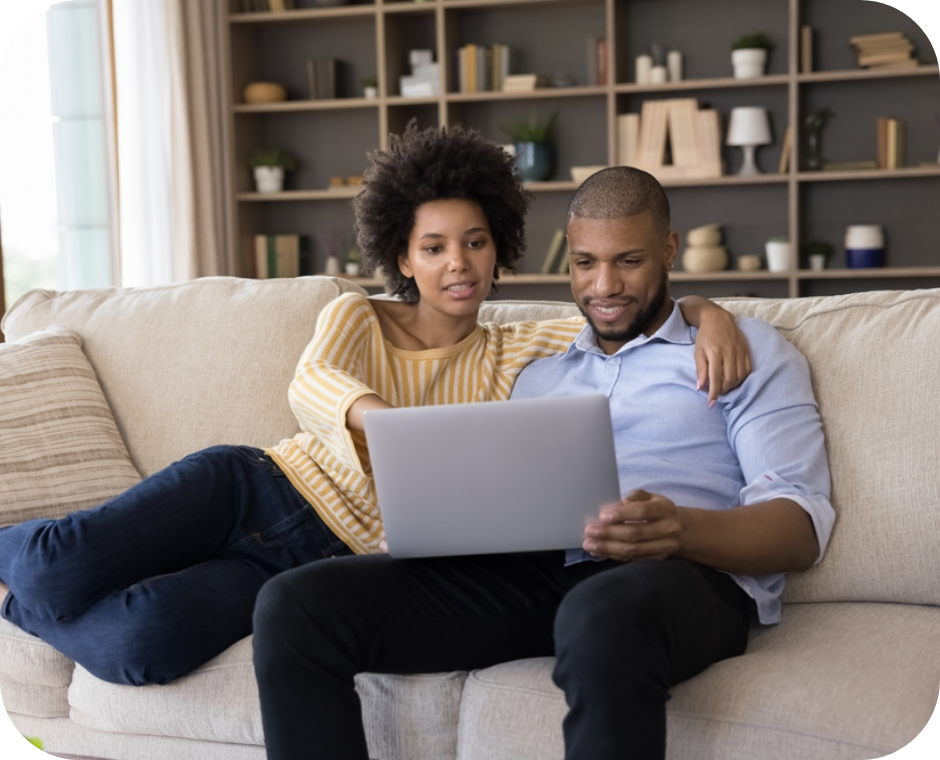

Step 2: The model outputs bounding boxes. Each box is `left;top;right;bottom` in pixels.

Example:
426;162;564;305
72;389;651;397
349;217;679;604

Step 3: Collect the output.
223;0;940;300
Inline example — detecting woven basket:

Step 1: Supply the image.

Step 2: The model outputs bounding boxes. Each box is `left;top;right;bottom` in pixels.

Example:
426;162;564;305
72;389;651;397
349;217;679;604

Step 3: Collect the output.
682;246;728;272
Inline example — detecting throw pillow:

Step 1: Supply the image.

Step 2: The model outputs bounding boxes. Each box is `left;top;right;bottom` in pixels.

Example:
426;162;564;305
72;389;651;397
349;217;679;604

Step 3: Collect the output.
0;325;141;527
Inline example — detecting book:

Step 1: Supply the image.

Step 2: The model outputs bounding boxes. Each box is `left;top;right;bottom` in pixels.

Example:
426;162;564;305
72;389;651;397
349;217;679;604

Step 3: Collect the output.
596;39;609;86
667;99;699;169
694;109;723;178
857;51;914;67
877;117;888;169
778;125;792;174
885;118;905;169
466;44;478;93
540;229;566;274
801;26;813;73
635;100;669;169
556;242;570;274
502;73;550;91
617;113;640;166
307;59;345;99
254;234;311;278
849;31;904;46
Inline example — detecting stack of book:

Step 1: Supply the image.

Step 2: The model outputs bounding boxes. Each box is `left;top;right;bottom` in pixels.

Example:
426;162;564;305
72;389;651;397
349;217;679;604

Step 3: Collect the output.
617;98;722;180
254;235;312;279
849;32;918;70
453;44;512;93
502;74;551;93
306;59;345;100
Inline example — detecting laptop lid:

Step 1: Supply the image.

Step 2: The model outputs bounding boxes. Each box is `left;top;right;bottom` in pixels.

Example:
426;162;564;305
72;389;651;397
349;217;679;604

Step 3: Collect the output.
363;394;622;558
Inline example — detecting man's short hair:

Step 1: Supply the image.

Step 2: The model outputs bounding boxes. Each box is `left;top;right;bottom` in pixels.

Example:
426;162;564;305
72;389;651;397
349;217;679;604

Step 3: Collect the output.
566;166;670;234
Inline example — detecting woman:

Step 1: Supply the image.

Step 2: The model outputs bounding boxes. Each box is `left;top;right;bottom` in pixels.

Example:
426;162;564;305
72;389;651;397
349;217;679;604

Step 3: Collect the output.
0;122;749;686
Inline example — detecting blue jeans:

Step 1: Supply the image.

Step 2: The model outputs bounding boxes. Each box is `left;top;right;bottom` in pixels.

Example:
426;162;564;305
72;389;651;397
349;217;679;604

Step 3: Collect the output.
0;445;351;686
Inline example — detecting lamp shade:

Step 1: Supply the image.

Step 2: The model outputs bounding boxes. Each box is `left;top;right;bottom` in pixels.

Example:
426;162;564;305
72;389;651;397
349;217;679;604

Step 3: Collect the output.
726;107;772;146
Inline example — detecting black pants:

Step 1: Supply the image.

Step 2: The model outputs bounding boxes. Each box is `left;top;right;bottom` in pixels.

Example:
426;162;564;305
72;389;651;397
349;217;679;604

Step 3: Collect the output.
252;552;751;760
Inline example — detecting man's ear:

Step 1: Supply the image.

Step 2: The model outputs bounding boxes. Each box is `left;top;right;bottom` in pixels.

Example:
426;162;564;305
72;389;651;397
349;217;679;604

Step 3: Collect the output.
664;230;679;271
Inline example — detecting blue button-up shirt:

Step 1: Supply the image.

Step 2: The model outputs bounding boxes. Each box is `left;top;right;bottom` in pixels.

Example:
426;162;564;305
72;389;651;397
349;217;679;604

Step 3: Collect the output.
510;301;834;624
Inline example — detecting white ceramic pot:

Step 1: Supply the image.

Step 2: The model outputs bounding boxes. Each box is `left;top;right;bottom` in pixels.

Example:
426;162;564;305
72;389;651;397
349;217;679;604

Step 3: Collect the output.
809;253;827;271
345;262;361;277
254;166;284;193
363;86;378;100
732;48;767;79
765;240;791;272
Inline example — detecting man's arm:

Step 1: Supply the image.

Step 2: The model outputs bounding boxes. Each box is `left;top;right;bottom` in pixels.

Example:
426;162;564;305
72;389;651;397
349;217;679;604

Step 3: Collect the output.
583;489;820;576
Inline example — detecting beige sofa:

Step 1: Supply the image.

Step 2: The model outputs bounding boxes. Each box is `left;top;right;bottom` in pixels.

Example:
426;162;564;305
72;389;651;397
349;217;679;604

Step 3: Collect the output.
1;275;938;760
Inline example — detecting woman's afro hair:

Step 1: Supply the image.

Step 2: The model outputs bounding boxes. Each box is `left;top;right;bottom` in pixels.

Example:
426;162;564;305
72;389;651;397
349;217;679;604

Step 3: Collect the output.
352;120;531;302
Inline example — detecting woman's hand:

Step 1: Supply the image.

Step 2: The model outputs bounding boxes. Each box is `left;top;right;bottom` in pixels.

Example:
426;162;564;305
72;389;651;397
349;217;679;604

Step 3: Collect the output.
677;296;752;406
346;393;394;431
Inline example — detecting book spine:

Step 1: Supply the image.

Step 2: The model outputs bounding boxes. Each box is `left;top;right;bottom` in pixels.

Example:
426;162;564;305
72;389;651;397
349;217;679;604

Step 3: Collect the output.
586;38;598;86
254;234;268;278
801;26;813;74
886;118;898;169
267;235;278;278
597;39;608;86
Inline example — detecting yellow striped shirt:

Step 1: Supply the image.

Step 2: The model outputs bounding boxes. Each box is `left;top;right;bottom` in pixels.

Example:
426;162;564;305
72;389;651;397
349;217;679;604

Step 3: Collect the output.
266;292;585;555
267;293;584;554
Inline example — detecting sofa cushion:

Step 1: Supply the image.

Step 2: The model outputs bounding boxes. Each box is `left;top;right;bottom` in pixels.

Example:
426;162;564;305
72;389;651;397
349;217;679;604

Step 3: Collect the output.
0;618;73;719
720;290;940;607
67;634;467;760
1;276;368;478
455;603;940;760
0;325;141;526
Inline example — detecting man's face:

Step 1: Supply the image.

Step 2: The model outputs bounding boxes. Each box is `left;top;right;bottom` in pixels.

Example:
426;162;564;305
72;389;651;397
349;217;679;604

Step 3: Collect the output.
567;210;678;355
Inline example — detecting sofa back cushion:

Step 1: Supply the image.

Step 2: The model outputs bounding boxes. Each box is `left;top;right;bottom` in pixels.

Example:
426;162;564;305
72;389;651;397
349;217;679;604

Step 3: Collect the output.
719;289;940;607
2;276;366;478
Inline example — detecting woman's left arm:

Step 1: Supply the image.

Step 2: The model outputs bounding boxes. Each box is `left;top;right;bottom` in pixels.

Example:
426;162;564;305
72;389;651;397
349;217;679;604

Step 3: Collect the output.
677;296;752;406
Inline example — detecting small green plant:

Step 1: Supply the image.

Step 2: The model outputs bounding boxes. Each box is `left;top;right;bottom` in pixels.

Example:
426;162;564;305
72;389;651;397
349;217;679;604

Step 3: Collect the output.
247;147;297;171
501;109;558;144
362;75;378;88
767;236;788;243
804;240;834;258
346;246;361;263
731;32;773;51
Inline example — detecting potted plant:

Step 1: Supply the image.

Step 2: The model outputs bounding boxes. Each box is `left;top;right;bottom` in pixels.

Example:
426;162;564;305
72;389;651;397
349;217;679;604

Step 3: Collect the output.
765;235;791;272
345;246;362;277
501;109;558;182
248;147;297;193
362;75;378;100
731;32;773;79
804;240;834;271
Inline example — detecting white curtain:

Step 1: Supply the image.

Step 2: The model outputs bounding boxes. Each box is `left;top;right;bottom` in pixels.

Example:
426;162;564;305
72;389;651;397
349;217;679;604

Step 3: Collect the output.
112;0;233;287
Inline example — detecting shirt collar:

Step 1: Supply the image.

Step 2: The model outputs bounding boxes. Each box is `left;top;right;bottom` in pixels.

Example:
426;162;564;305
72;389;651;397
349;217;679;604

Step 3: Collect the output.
567;299;694;357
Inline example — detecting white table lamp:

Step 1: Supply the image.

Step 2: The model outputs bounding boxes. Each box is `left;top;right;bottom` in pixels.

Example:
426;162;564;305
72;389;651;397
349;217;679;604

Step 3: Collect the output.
726;107;772;175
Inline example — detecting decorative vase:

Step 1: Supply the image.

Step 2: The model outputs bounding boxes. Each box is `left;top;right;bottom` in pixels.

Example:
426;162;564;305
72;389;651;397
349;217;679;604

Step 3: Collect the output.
514;142;554;182
765;240;791;272
253;166;284;193
324;255;341;275
731;48;767;79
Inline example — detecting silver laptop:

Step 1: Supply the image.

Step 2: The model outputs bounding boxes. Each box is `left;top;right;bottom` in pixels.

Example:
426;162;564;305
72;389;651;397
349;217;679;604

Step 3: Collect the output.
363;394;622;558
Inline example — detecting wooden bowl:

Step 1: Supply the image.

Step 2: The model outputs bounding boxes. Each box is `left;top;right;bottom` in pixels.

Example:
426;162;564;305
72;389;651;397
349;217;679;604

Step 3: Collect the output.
243;82;287;104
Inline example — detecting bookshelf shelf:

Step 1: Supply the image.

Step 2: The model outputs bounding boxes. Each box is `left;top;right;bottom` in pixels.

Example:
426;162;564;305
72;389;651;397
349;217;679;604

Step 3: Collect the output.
224;0;940;298
233;99;380;114
615;75;790;93
797;166;940;183
796;65;940;84
230;7;378;24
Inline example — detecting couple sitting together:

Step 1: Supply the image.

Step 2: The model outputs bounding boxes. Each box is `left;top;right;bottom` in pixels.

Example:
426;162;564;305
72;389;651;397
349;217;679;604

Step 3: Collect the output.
0;122;833;760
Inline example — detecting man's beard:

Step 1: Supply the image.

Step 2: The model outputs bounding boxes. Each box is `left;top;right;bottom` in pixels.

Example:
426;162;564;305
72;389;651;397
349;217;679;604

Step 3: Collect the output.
578;266;669;345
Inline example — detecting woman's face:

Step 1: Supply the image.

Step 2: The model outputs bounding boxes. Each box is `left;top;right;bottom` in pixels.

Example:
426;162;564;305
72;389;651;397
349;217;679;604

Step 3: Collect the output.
398;198;497;318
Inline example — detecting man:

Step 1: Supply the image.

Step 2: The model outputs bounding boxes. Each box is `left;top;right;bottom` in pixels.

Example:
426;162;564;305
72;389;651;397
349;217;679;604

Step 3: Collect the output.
251;167;835;760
